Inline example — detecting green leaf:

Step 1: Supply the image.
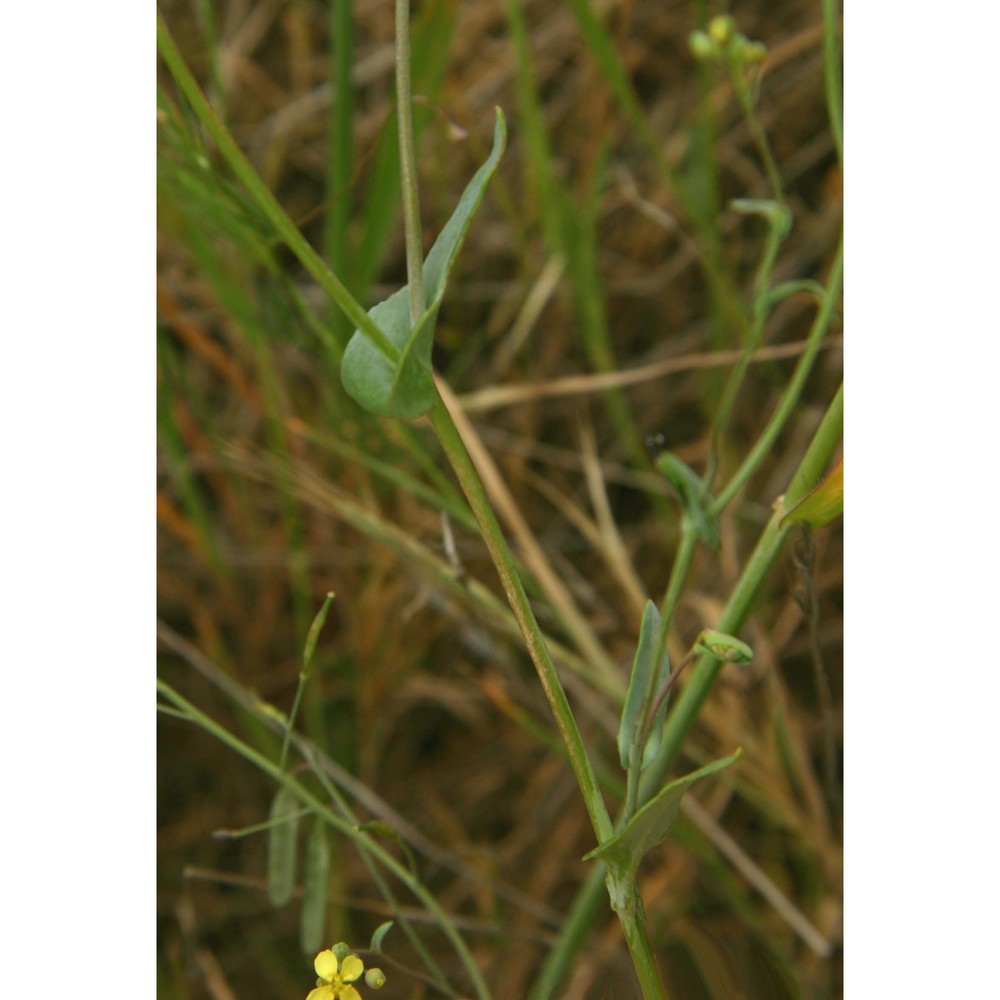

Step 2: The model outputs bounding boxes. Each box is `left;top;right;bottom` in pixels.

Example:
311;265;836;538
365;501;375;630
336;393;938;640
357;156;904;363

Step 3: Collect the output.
299;819;330;954
267;785;300;907
781;457;843;529
583;751;741;882
654;452;720;548
369;920;394;953
618;601;670;771
341;108;507;418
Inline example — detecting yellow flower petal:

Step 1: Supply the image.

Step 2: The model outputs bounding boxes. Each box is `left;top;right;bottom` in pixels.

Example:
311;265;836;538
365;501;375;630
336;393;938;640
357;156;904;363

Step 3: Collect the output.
314;950;339;981
338;987;362;1000
305;987;335;1000
340;955;364;983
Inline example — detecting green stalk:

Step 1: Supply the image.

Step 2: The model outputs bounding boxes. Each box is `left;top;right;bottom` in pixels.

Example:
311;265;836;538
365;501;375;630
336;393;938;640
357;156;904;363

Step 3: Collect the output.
156;13;396;363
530;383;843;999
429;399;614;844
395;0;615;849
325;0;355;345
655;383;843;772
431;393;671;997
823;0;843;164
395;0;425;327
731;75;784;206
616;887;667;1000
709;240;843;515
158;680;493;1000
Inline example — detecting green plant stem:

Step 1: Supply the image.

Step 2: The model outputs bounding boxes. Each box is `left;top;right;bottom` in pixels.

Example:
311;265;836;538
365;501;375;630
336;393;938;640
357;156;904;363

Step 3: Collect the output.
325;0;355;344
395;0;425;327
157;679;493;1000
709;239;843;516
732;77;784;206
615;884;667;1000
655;382;843;771
428;397;615;844
705;206;788;491
432;391;671;997
822;0;843;164
156;13;396;363
530;382;843;1000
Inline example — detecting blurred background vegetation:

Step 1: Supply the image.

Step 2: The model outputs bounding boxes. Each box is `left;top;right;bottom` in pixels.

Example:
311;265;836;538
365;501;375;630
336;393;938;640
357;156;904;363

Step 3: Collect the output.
157;0;842;997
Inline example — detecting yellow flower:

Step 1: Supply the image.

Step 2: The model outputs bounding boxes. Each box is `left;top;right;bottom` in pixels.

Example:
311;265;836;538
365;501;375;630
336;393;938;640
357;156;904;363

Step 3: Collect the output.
306;949;365;1000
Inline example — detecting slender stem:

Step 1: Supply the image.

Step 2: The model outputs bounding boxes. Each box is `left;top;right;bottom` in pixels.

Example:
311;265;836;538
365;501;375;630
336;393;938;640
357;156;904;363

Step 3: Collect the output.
394;0;425;326
655;382;843;773
617;890;668;1000
822;0;843;164
429;397;615;844
735;79;784;205
705;208;787;492
431;389;669;995
710;239;843;516
530;383;844;1000
326;0;355;343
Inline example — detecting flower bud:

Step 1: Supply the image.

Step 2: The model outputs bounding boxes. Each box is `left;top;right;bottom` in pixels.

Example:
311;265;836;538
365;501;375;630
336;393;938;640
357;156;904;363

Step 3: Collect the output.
330;942;351;961
708;15;735;46
688;29;718;61
365;968;387;989
743;40;767;64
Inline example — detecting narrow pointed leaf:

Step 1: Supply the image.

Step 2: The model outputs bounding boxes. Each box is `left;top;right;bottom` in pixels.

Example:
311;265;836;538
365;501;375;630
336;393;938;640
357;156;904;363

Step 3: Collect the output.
369;920;394;952
618;601;670;770
300;819;330;954
341;108;507;418
267;785;300;906
584;750;741;882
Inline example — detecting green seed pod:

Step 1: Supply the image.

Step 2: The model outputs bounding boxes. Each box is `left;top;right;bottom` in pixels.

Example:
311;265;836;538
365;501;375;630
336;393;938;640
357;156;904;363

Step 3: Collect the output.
694;629;754;664
299;820;330;955
365;968;387;989
266;786;300;907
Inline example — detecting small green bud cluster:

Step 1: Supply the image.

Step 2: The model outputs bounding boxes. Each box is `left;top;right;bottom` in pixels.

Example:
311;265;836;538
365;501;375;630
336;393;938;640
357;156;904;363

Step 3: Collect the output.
689;14;768;69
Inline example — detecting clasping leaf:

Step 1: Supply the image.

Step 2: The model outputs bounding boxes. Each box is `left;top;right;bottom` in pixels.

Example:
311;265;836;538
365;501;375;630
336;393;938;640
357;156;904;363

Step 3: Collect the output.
584;750;741;885
341;108;507;418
